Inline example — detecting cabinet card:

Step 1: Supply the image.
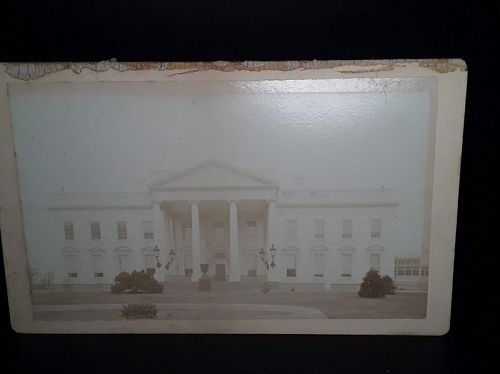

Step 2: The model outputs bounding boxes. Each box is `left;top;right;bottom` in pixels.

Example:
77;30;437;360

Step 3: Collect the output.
0;60;467;334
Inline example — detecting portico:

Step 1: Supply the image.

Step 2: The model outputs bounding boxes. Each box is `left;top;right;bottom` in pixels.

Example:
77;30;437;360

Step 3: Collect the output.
148;160;280;282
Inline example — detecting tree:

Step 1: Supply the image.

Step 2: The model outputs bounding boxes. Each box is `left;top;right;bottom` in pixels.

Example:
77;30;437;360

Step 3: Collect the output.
358;269;386;298
381;275;397;295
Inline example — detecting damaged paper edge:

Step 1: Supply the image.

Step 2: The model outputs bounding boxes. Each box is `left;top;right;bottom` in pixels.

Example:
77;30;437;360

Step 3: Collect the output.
2;59;467;81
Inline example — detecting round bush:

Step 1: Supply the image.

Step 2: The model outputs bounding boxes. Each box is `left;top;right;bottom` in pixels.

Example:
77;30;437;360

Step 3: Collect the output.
111;270;163;294
358;269;386;298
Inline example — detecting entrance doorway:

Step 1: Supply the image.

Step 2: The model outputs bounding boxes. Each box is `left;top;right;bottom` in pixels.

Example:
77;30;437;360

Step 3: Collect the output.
215;263;226;281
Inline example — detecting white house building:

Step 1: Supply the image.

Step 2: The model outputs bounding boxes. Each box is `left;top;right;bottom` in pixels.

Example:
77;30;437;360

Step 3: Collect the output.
36;160;428;291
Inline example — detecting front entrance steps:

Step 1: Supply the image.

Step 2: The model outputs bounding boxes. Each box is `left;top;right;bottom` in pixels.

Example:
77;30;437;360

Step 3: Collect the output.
163;275;267;291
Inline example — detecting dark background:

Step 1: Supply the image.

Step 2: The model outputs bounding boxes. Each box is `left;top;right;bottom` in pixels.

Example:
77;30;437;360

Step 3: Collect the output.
0;0;495;372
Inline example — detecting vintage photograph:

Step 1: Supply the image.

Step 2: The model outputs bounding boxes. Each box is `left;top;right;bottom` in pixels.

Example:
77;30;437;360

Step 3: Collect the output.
0;60;467;333
8;75;435;322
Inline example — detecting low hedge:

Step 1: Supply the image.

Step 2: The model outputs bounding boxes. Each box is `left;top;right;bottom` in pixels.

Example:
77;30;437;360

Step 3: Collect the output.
120;303;158;319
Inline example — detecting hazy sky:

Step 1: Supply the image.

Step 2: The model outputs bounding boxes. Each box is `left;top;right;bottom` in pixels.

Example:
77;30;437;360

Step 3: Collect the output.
9;80;434;254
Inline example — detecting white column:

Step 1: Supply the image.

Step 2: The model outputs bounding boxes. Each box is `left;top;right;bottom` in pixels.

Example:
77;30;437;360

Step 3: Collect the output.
153;202;166;282
229;200;240;281
191;201;201;281
168;216;178;275
266;200;280;282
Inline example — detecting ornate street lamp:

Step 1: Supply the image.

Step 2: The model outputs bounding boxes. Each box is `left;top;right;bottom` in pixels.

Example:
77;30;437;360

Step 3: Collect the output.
259;244;277;269
153;245;162;269
165;248;176;271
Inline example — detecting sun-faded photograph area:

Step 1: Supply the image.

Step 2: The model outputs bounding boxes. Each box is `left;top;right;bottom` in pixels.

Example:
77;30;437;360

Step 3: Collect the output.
8;78;434;321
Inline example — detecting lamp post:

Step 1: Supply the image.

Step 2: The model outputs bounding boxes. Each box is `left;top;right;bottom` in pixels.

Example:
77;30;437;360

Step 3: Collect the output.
259;244;277;270
153;245;161;269
165;248;176;271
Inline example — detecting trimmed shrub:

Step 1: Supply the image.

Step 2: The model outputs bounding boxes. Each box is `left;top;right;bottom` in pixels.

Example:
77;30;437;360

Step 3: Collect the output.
382;275;397;295
358;269;386;298
120;303;158;319
111;270;163;294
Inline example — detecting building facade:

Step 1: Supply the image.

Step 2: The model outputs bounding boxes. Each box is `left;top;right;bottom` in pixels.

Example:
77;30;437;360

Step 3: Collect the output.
36;160;428;290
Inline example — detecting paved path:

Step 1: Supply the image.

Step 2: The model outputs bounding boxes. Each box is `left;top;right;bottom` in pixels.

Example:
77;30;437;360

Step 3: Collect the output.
33;303;327;320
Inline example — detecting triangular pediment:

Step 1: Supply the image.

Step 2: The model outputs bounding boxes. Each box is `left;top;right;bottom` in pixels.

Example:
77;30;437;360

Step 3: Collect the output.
150;160;279;190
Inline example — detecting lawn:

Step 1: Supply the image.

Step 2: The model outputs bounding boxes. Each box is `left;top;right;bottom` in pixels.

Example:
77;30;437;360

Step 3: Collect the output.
32;289;427;319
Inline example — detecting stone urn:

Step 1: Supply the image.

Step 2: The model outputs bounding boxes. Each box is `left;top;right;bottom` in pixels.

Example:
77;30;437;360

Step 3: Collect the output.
198;263;212;292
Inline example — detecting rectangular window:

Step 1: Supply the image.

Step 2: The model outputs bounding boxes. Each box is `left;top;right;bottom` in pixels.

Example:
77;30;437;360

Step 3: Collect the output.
247;254;257;277
118;254;129;273
313;253;325;277
342;219;353;239
183;223;192;241
371;219;382;238
286;254;297;277
214;222;225;241
369;253;380;272
64;222;74;240
395;258;421;277
65;254;77;278
117;221;127;239
92;254;104;278
184;253;193;277
341;253;352;277
145;254;156;274
90;222;101;240
421;266;429;276
314;219;325;238
246;221;257;241
143;221;154;240
286;220;297;240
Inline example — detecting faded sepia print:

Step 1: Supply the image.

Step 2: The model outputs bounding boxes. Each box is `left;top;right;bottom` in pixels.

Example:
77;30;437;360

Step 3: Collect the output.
7;77;436;323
